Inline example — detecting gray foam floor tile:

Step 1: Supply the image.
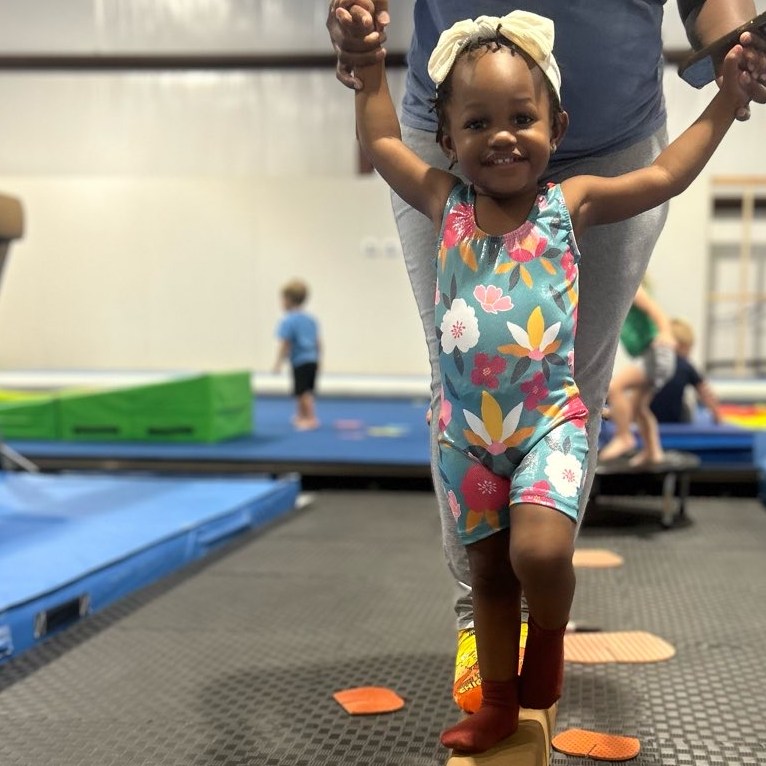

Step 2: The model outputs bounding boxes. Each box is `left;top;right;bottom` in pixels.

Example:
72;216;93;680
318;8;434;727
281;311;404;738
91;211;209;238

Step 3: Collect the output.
1;491;765;765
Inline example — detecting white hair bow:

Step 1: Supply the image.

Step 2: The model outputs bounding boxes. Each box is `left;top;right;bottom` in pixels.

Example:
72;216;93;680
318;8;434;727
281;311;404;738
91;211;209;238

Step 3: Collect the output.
427;10;561;102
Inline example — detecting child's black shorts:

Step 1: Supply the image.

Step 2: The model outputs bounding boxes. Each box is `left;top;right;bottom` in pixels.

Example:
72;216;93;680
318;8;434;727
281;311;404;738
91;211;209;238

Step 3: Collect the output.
292;362;318;396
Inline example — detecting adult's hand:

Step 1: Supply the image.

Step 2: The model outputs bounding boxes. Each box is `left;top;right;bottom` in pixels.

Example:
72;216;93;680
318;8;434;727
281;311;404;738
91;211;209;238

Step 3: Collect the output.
327;0;391;90
723;28;766;120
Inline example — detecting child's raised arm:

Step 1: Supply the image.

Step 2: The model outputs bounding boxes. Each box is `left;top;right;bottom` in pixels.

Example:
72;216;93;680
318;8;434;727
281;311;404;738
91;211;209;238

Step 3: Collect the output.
562;47;748;234
352;52;458;229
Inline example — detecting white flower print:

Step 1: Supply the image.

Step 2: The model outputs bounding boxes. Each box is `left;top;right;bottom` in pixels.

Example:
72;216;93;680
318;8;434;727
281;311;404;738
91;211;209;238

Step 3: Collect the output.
543;451;583;498
440;298;480;354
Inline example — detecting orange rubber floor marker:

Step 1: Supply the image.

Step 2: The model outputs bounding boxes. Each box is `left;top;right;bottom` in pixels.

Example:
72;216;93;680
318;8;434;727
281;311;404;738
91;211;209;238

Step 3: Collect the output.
552;728;640;761
572;548;624;568
332;686;405;715
565;630;676;664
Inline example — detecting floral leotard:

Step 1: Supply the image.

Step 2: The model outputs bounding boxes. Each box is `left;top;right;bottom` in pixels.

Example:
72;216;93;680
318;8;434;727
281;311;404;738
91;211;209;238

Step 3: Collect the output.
435;182;589;546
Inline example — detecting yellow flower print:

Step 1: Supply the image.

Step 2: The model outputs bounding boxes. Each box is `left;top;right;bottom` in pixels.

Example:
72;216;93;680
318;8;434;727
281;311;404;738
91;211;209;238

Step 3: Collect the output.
498;306;562;360
462;391;535;455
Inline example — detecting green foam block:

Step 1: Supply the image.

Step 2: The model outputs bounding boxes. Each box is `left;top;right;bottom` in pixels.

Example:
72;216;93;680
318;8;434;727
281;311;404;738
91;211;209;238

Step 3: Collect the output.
57;371;254;443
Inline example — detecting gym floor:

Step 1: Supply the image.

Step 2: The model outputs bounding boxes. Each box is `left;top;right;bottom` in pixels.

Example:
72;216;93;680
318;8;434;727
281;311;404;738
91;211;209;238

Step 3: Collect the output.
1;488;764;765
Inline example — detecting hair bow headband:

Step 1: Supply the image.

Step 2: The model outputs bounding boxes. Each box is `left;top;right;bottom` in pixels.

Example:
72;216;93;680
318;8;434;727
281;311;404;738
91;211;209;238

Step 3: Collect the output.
427;10;561;102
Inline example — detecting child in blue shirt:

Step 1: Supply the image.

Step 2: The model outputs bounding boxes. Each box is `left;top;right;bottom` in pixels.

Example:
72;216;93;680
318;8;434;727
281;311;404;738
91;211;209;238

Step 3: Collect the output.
274;279;321;430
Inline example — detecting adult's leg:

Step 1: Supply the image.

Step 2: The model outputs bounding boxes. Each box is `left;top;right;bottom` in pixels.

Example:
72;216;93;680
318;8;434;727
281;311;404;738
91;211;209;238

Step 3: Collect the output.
547;127;670;531
392;125;476;627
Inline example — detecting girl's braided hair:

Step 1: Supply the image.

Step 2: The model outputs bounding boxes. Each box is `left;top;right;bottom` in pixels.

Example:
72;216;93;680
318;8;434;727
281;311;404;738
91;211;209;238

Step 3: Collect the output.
431;32;563;146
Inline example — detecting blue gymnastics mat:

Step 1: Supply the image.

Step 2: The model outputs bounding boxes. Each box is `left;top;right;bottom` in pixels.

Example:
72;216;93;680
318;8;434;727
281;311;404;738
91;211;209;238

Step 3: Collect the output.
0;471;300;662
7;395;756;474
7;395;432;469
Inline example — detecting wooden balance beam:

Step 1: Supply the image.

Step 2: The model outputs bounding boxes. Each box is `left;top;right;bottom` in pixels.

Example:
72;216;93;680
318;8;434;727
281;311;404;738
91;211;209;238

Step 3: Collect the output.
592;450;701;528
447;704;557;766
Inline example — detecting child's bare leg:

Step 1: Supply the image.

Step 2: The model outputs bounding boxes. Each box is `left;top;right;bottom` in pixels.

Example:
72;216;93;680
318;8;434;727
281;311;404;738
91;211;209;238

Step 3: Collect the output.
630;390;664;464
511;503;576;709
599;365;646;460
440;529;521;753
295;392;319;429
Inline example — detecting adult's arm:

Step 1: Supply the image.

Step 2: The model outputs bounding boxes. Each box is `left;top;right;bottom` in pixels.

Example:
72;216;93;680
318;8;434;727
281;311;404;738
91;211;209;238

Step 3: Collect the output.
678;0;766;119
678;0;756;48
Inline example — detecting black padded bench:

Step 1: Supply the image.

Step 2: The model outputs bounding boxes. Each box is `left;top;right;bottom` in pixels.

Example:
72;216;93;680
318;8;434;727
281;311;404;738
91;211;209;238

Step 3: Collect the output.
591;450;701;528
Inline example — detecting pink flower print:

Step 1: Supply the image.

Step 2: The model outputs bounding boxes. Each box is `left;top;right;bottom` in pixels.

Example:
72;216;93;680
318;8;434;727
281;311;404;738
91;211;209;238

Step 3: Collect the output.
561;251;577;282
520;371;549;410
438;388;452;432
460;463;510;513
561;396;588;430
435;283;441;305
519;480;552;506
470;353;507;390
503;221;548;262
447;490;461;521
474;284;513;314
442;203;476;248
567;349;575;374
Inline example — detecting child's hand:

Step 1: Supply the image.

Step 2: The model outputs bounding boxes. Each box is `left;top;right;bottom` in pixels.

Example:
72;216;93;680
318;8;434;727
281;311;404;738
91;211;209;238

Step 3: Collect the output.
327;0;390;90
719;30;766;121
733;29;766;121
717;45;752;116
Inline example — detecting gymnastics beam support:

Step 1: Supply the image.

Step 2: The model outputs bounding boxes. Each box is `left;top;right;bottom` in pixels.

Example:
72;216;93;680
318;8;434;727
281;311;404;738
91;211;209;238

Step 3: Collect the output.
447;704;556;766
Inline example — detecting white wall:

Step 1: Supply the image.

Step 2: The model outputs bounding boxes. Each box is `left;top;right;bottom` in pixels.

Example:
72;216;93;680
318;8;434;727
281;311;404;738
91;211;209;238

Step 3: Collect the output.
0;175;427;376
0;0;764;383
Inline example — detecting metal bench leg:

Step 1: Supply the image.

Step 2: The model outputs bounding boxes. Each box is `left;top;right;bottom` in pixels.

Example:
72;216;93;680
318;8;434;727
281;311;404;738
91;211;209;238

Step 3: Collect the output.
677;471;691;520
660;471;677;529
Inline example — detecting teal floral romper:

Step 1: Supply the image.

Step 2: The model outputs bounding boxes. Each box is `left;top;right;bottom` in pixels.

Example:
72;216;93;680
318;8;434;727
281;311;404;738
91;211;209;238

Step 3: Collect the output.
435;182;589;546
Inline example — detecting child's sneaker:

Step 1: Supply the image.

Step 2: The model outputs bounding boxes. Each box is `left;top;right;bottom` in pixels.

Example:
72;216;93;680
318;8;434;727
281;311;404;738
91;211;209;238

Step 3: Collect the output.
453;628;482;713
452;622;529;714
